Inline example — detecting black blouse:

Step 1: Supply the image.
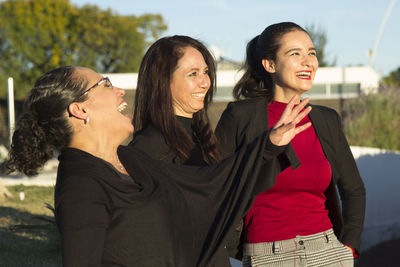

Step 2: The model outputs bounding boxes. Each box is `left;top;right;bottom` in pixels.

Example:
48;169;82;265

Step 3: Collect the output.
129;116;208;166
55;131;286;266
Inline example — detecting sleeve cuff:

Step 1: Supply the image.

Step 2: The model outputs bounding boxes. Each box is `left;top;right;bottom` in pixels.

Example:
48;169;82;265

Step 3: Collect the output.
284;143;301;170
262;132;301;170
264;134;287;156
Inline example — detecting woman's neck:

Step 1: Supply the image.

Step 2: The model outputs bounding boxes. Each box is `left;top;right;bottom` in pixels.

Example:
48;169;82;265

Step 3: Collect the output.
273;88;302;104
68;136;128;174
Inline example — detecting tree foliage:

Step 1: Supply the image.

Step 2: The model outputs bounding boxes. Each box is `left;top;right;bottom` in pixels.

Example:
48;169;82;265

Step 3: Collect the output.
0;0;167;99
137;14;168;46
342;86;400;150
383;66;400;87
305;23;336;67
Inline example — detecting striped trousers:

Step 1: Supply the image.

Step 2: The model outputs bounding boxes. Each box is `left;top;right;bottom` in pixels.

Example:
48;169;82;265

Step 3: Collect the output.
242;229;354;267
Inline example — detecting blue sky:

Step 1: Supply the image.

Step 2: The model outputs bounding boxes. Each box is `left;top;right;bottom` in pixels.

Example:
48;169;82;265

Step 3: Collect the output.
70;0;399;76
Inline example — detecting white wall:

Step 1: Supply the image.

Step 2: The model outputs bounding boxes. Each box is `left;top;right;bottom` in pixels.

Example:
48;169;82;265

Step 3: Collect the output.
229;146;400;265
313;66;381;94
105;66;381;95
104;73;137;90
351;146;400;251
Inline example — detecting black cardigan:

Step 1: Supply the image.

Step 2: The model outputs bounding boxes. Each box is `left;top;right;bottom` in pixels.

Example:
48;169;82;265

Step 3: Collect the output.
215;96;366;254
55;130;288;266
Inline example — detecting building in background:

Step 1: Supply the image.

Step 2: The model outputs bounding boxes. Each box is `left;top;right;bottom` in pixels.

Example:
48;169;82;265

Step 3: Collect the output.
105;65;382;102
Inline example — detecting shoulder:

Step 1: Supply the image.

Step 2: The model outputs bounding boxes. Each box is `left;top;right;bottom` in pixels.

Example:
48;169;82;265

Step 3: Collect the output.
216;97;268;154
218;97;267;126
57;148;110;179
309;104;340;123
310;104;338;115
132;125;165;141
56;150;111;204
128;125;170;159
309;105;344;143
130;125;168;148
224;97;267;116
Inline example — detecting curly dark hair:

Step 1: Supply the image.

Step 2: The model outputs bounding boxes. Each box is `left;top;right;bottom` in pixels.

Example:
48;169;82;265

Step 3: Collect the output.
133;35;221;162
233;22;308;101
3;66;89;176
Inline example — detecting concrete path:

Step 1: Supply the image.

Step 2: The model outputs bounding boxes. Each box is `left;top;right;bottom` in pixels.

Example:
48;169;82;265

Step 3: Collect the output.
1;158;58;187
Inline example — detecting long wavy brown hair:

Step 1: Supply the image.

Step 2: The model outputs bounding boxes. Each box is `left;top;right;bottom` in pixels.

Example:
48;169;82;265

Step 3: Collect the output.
133;35;221;163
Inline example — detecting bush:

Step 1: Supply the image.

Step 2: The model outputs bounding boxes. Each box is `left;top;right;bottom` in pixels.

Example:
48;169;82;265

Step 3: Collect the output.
342;86;400;150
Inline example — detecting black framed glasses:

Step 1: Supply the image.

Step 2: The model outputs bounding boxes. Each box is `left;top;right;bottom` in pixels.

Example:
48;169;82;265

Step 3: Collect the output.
80;77;112;96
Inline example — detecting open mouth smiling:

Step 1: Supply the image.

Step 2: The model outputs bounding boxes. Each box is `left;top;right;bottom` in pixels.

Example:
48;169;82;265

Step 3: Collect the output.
117;101;128;112
295;71;312;80
191;93;206;98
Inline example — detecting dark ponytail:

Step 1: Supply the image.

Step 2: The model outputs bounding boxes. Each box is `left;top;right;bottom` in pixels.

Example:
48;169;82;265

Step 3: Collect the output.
233;35;274;101
4;66;88;176
5;113;54;176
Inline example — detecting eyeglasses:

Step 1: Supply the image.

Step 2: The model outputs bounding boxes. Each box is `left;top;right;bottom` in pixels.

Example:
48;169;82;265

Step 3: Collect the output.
80;77;112;96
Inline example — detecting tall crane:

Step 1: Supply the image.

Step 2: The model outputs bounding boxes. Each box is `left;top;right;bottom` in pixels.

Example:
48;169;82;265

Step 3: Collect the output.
369;0;396;68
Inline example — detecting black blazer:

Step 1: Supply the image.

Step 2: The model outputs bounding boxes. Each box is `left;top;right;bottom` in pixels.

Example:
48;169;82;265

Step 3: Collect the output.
215;96;366;254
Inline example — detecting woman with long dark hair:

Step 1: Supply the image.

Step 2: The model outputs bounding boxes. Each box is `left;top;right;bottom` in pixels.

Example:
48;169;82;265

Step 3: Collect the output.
130;35;313;266
131;35;220;165
216;22;366;266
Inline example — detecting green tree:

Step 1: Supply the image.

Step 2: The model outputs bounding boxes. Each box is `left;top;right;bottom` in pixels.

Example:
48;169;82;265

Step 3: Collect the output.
383;66;400;87
342;86;400;150
305;23;336;67
0;0;167;99
137;14;168;47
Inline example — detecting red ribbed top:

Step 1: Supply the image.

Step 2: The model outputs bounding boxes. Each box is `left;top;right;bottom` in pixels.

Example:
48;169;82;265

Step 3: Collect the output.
245;101;333;243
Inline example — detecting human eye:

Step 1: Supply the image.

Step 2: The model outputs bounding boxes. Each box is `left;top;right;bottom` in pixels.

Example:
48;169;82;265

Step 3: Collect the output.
105;80;112;88
204;69;209;75
188;71;197;77
309;50;317;56
103;78;113;89
290;51;300;56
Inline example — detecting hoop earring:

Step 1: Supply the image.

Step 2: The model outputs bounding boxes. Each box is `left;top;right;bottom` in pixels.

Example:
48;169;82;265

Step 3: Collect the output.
84;117;90;124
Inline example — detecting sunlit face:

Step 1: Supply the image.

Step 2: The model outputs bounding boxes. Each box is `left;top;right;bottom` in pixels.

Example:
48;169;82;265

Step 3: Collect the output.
170;46;210;118
77;67;133;135
263;30;319;102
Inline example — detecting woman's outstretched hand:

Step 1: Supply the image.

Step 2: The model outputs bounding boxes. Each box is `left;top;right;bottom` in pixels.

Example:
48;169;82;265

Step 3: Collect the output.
269;95;312;146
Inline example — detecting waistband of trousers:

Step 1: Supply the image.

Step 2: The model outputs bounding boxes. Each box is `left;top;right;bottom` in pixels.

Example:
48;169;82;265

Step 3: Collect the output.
243;228;337;256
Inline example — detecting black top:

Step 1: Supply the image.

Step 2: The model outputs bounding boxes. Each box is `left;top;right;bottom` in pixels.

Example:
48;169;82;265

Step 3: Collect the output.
55;131;288;266
215;97;365;253
130;117;232;266
130;116;298;263
130;116;207;166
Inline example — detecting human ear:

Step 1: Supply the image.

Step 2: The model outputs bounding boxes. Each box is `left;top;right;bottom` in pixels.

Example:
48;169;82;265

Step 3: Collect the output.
68;102;88;121
261;59;276;73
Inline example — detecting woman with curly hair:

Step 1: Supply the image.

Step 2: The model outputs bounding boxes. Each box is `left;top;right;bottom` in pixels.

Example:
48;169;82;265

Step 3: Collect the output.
4;65;310;266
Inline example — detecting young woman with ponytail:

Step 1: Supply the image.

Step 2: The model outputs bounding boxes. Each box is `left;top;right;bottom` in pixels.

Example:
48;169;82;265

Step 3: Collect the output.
216;22;366;267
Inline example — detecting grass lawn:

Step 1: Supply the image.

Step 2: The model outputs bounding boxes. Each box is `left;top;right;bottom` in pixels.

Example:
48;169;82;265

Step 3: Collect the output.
0;185;61;267
1;184;399;267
